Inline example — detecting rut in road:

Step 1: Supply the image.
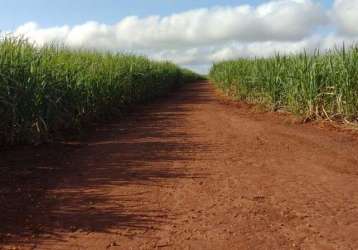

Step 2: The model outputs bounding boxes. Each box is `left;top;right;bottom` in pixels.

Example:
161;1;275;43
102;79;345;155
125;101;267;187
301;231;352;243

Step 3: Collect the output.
1;81;358;250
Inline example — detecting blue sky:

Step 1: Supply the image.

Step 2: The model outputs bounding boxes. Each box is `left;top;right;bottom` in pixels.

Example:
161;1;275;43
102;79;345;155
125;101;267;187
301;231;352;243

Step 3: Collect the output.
0;0;333;30
1;0;356;73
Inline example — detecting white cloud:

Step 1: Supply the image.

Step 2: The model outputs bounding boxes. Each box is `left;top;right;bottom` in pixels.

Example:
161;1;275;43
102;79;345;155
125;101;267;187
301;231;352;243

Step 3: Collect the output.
11;0;326;50
148;34;358;69
14;22;70;46
208;34;355;62
2;0;358;73
333;0;358;36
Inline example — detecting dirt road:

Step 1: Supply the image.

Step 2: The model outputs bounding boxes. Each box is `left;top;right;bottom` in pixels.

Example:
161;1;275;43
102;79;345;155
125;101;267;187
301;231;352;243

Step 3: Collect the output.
1;82;358;250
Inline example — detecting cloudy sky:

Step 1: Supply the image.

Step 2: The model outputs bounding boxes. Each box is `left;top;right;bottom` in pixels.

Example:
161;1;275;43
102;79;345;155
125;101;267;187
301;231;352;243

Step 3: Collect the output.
1;0;357;73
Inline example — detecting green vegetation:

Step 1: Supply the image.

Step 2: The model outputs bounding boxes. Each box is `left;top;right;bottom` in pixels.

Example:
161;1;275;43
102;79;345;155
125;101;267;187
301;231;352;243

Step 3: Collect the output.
0;38;202;146
210;47;358;122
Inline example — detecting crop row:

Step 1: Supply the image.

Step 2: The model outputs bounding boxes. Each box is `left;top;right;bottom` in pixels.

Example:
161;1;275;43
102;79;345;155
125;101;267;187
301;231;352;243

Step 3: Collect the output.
210;47;358;122
0;38;202;146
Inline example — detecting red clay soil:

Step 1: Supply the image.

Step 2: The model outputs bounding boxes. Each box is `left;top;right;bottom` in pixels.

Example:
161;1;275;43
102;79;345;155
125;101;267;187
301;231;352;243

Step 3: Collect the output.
1;81;358;250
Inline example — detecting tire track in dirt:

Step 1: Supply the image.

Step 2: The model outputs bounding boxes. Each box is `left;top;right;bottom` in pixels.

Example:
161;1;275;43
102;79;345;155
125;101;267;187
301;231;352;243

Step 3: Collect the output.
1;81;358;249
